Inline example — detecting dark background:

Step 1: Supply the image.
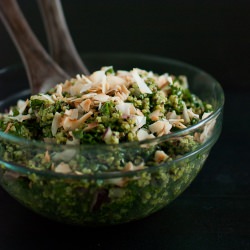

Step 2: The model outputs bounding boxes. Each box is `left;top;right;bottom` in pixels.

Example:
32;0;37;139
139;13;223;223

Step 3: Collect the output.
0;1;250;249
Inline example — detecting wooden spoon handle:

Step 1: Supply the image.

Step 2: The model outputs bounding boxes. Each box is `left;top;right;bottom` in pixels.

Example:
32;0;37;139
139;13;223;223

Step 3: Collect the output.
37;0;89;76
0;0;68;94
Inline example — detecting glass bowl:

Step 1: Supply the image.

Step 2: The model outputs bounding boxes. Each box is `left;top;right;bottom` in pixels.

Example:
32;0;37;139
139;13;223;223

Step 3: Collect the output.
0;53;224;226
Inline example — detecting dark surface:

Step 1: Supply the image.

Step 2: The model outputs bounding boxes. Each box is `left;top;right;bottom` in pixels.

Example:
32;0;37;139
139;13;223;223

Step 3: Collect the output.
0;1;250;249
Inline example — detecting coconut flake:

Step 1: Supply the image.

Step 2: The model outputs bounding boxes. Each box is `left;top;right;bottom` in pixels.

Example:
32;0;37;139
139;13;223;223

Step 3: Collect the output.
55;84;63;98
17;99;29;114
107;75;126;88
79;99;92;112
69;81;86;96
149;120;172;136
131;68;152;94
182;102;190;123
134;115;146;128
157;73;171;88
76;74;92;84
4;122;12;133
65;109;79;119
169;119;187;129
202;112;212;120
54;162;71;174
132;115;146;133
115;103;136;116
93;94;110;103
166;110;181;120
149;110;163;121
89;70;107;93
154;150;169;163
83;122;98;131
137;128;155;141
80;83;92;93
123;161;144;172
103;127;113;144
117;70;131;77
51;112;62;136
61;111;93;131
44;151;51;163
187;108;199;120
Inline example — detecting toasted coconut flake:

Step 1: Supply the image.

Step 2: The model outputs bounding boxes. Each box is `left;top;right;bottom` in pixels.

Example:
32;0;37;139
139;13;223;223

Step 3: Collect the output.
166;110;181;120
74;74;92;93
65;109;79;119
136;109;144;116
93;94;110;103
137;128;155;141
80;83;92;93
89;70;107;93
199;117;216;142
154;150;169;163
70;81;86;96
202;112;212;120
182;102;190;123
132;115;146;133
107;75;126;88
149;120;172;136
51;112;62;136
103;127;113;144
117;70;131;77
55;84;63;98
120;84;130;95
74;171;84;175
115;103;136;116
79;99;92;112
134;115;146;128
110;96;123;104
61;111;93;131
187;108;199;120
4;122;12;133
83;122;98;131
44;151;51;163
53;147;77;161
17;99;29;114
54;162;71;174
61;80;73;92
179;75;188;89
81;93;98;99
76;74;92;84
131;68;152;94
157;73;171;89
123;161;144;172
169;119;187;129
149;110;163;121
115;92;127;101
118;84;130;101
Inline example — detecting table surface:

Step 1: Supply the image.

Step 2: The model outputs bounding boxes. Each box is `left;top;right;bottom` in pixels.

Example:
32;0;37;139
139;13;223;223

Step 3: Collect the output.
0;1;250;249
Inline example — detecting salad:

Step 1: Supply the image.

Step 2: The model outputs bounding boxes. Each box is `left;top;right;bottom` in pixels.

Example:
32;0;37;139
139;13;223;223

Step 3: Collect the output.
0;67;213;173
0;67;215;225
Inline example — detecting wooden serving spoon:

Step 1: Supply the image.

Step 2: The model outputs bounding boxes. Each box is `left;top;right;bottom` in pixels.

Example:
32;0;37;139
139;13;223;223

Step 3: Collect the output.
37;0;89;76
0;0;70;94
